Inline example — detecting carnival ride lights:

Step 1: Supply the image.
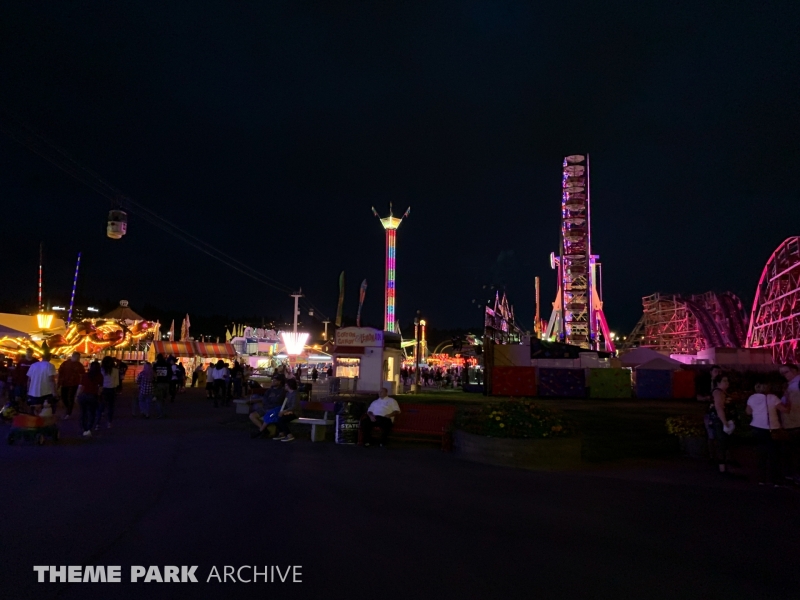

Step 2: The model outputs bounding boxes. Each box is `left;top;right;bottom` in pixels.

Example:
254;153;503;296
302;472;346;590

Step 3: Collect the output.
281;332;310;356
546;154;614;352
746;236;800;363
1;318;156;359
36;313;54;330
372;204;410;333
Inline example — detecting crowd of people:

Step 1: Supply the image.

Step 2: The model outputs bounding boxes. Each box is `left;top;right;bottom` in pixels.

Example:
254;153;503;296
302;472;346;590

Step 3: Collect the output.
704;363;800;487
0;349;129;437
2;349;799;480
399;366;482;388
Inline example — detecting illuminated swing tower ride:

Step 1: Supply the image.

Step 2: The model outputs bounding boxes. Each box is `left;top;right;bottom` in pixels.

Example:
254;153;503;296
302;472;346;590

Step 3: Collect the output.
372;204;410;333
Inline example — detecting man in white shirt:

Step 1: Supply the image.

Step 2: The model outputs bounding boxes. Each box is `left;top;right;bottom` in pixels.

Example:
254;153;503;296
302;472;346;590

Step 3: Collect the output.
360;387;401;447
27;353;57;415
779;364;800;482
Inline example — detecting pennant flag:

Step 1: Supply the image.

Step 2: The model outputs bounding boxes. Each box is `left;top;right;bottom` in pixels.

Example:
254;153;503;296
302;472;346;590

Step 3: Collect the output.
356;279;367;327
335;271;345;327
225;328;232;342
181;314;190;341
168;319;175;341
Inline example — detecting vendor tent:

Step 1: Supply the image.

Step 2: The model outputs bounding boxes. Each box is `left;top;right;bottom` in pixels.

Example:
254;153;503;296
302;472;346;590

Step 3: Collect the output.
153;341;196;357
0;323;30;338
635;356;684;371
620;347;668;368
195;342;237;359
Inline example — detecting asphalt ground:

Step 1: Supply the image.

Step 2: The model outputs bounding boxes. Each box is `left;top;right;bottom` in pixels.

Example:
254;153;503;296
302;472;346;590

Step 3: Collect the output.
2;388;799;600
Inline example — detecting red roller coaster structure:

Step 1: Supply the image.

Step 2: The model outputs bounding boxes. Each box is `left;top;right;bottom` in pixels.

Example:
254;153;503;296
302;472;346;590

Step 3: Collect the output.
746;237;800;363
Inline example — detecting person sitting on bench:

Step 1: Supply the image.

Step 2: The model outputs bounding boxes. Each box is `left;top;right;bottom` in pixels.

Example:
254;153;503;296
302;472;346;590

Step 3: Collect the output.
249;377;286;437
360;387;401;447
273;379;300;442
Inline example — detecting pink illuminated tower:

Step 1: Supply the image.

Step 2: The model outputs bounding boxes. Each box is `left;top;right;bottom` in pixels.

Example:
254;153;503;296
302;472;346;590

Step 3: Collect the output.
372;204;410;333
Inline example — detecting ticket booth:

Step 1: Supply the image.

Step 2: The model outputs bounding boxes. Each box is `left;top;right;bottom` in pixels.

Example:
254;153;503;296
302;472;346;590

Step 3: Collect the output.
333;327;404;394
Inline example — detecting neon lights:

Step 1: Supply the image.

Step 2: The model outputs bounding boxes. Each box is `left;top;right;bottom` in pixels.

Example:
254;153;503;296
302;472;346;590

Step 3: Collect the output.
281;331;309;356
67;252;81;326
37;313;53;329
373;204;410;333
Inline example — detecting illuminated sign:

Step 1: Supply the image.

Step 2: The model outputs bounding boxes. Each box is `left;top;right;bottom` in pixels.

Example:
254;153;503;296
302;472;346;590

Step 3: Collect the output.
335;327;384;347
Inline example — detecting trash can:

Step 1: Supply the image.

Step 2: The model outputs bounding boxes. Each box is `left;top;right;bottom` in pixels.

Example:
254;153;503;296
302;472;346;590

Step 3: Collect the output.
335;401;360;445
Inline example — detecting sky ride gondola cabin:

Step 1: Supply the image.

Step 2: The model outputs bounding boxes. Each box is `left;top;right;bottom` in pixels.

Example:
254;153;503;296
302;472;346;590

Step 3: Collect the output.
107;210;128;239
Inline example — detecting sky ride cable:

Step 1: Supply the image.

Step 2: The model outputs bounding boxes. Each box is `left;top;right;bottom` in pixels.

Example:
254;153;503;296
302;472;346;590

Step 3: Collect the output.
0;108;332;319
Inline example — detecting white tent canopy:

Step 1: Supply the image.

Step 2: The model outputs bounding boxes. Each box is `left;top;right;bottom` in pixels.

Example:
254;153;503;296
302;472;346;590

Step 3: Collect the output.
635;356;684;371
619;347;668;367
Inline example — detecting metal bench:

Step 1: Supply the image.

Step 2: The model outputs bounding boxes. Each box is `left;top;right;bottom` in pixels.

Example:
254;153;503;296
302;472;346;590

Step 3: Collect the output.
294;401;335;442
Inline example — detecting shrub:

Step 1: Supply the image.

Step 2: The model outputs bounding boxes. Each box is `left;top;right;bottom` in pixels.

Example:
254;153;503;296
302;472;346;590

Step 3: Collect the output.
456;400;577;439
665;415;706;438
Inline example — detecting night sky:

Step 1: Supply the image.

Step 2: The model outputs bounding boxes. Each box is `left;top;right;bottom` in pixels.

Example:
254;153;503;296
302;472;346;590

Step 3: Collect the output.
1;1;798;336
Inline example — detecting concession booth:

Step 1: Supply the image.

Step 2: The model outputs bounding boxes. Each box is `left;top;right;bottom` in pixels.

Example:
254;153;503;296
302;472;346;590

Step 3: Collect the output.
332;327;404;394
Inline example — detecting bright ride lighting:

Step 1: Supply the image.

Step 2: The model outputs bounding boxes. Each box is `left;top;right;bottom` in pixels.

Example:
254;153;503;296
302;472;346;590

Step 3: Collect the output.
281;332;309;356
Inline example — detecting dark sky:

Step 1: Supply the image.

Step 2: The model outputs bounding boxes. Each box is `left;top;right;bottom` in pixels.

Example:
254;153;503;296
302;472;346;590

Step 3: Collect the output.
1;1;798;335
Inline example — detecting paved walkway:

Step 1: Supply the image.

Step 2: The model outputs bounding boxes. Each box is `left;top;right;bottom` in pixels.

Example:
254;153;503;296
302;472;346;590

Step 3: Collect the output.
2;389;799;599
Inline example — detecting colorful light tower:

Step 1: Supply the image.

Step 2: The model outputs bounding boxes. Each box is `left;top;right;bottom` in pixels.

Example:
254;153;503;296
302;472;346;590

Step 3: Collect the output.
372;204;410;333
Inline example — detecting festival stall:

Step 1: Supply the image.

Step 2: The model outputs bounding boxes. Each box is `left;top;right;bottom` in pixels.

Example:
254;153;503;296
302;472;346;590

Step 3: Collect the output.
332;327;404;394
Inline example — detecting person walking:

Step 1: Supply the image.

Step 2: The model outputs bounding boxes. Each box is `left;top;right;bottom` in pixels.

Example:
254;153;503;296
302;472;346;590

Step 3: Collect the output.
76;361;103;437
708;375;735;474
213;360;229;407
153;354;171;418
746;380;789;486
57;351;84;420
97;356;120;429
14;348;38;405
176;361;187;394
231;360;244;399
26;352;56;416
116;359;128;393
136;362;155;419
779;364;800;484
192;363;203;388
167;357;180;402
205;362;216;400
311;367;318;383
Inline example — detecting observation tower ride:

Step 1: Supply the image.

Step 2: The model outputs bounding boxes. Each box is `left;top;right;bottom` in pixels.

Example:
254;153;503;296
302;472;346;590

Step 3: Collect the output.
372;204;410;333
545;154;614;352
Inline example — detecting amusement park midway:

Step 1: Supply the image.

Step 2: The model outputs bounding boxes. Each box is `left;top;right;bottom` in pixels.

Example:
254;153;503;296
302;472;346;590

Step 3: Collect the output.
3;2;800;598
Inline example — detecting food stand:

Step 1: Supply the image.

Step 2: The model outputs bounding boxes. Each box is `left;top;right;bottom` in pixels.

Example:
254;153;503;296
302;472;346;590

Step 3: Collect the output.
332;327;404;394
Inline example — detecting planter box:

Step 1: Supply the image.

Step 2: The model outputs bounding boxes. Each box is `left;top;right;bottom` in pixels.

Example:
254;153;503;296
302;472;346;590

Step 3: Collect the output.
453;429;582;471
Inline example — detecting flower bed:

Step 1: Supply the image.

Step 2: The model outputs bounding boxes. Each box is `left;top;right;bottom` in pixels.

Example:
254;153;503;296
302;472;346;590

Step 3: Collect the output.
456;401;578;439
453;401;581;470
665;415;707;459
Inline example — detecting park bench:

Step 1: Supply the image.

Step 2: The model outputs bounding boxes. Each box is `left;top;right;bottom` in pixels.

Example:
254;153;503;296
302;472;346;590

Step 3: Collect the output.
293;401;336;442
358;403;456;450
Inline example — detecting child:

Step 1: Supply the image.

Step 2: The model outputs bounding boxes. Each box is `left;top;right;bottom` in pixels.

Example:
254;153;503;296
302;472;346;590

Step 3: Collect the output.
38;398;54;418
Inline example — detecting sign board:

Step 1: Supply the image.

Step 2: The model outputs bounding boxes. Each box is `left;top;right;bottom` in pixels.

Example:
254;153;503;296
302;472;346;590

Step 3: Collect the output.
335;327;384;347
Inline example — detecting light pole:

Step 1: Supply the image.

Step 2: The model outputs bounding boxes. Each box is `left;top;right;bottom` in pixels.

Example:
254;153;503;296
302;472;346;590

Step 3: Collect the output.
413;310;421;393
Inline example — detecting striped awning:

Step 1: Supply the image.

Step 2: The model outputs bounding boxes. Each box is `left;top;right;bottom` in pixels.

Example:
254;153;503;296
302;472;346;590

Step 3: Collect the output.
153;341;196;357
194;342;237;358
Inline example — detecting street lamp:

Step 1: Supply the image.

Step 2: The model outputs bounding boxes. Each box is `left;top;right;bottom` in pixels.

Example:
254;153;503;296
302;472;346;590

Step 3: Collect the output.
413;310;421;393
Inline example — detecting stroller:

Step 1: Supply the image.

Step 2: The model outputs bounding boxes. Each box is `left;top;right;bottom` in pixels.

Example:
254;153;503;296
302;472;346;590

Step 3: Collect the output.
7;414;60;445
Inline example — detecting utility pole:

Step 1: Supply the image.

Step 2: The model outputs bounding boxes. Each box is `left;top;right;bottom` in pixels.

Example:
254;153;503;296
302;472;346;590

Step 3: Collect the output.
322;320;330;340
534;276;541;338
291;290;303;334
